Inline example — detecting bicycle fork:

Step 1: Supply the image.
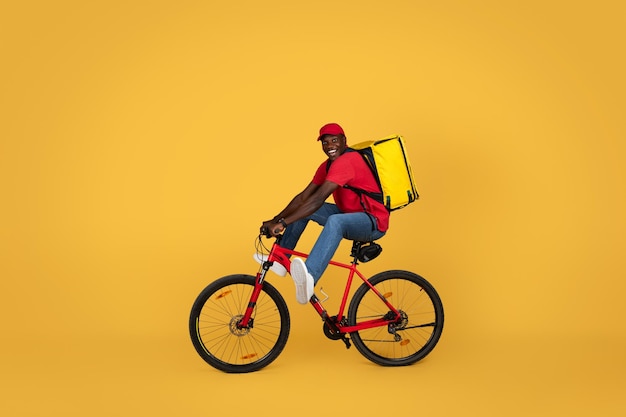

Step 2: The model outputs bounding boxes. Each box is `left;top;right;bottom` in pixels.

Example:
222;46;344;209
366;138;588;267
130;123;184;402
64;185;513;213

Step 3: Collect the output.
236;267;269;329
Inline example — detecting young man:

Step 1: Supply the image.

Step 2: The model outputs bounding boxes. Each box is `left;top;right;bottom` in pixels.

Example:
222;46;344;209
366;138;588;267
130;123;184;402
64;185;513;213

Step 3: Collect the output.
257;123;389;304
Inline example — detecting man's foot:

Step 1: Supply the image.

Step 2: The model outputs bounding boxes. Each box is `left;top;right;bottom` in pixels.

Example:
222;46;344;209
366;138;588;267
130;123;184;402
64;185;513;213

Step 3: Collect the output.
290;258;314;304
253;253;288;276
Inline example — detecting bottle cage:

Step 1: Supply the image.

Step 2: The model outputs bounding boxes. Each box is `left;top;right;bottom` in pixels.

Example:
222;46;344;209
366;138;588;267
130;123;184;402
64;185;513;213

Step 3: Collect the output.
355;242;382;263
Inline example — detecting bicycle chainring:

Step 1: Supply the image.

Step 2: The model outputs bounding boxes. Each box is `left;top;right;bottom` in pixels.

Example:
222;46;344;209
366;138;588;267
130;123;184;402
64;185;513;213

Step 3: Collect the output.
322;316;346;340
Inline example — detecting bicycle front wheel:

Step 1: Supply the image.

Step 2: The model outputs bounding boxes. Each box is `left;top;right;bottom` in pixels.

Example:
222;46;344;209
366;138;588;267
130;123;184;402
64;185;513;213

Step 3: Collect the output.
347;270;444;366
189;274;290;373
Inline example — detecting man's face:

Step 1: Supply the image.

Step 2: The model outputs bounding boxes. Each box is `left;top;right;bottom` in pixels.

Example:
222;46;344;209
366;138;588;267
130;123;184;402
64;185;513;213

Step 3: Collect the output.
320;135;347;161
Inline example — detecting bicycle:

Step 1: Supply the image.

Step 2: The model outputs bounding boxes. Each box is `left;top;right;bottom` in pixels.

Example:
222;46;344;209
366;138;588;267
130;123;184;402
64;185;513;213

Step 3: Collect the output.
189;230;444;373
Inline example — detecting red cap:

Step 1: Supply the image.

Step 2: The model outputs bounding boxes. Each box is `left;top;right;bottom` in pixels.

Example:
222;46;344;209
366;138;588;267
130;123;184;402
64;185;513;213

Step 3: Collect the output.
317;123;345;140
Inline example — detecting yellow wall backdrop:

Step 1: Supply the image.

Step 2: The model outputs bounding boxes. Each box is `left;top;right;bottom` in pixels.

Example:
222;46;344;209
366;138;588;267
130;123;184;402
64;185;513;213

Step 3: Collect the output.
1;1;625;416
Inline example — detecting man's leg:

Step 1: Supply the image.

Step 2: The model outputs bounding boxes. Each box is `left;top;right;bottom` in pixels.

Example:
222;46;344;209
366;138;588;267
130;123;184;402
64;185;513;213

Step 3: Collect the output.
256;203;342;278
279;203;341;251
305;212;386;284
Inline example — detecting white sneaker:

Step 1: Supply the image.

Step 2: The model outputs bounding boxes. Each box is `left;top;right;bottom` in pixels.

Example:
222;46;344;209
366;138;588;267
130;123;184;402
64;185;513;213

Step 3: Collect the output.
253;253;288;276
290;258;314;304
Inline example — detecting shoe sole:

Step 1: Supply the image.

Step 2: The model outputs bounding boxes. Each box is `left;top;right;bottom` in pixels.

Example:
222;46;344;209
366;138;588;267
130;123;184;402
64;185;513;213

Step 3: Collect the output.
253;253;287;276
290;258;314;304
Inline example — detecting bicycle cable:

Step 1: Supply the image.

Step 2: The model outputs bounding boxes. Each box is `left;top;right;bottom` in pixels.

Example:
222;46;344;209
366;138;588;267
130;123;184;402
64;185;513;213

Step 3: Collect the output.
254;234;271;256
254;234;272;275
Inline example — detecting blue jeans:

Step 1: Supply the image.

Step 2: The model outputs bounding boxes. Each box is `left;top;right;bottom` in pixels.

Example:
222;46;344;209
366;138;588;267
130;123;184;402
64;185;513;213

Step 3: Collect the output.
280;203;386;284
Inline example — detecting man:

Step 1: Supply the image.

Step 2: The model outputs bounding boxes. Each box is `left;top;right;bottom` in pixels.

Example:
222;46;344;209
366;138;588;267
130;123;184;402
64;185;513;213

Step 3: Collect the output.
258;123;389;304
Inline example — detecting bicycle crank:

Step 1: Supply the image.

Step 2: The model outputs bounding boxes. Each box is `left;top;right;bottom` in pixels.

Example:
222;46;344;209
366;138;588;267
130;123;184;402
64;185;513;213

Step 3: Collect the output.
322;315;346;340
322;316;352;349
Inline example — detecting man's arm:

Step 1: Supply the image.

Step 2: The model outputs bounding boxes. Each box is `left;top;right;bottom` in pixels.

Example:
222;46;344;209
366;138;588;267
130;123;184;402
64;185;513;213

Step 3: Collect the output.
263;180;339;236
273;182;320;221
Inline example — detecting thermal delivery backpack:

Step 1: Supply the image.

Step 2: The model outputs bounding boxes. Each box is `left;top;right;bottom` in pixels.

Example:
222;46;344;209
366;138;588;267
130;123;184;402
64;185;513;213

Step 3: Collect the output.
348;135;419;211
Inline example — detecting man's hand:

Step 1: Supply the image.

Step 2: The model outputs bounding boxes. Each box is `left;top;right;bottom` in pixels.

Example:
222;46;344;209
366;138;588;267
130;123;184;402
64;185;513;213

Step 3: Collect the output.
260;220;284;237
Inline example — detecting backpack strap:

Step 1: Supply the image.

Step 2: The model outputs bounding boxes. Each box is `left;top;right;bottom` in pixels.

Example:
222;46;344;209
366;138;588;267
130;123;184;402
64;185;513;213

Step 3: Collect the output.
333;148;384;205
325;148;385;230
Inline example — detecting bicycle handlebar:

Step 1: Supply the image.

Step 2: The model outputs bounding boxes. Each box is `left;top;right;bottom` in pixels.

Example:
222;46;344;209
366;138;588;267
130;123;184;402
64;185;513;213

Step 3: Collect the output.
260;226;282;239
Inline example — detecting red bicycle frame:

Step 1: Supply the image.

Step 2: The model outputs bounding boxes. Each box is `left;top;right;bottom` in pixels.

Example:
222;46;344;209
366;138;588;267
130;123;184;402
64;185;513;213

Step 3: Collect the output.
238;238;402;335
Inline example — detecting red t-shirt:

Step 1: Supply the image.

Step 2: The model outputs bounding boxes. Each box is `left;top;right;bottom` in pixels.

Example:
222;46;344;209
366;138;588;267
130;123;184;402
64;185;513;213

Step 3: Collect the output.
312;151;390;232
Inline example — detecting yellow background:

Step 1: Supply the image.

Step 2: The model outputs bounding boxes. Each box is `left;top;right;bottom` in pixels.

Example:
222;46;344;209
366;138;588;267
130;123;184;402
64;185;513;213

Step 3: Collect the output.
1;1;625;415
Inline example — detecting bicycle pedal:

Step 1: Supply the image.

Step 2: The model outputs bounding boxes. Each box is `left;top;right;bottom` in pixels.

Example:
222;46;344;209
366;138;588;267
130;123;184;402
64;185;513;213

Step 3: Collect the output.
342;336;351;350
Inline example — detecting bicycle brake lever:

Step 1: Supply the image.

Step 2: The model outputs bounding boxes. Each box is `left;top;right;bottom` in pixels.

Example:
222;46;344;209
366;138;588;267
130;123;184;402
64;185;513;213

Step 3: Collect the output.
260;226;272;238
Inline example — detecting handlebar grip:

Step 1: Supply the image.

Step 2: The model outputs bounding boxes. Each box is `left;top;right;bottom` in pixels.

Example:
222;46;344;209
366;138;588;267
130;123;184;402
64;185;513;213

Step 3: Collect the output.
259;225;282;238
260;226;272;238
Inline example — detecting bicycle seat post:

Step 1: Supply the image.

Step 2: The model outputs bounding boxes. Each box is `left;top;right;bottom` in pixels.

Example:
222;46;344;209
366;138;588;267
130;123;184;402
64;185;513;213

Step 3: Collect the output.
350;241;362;265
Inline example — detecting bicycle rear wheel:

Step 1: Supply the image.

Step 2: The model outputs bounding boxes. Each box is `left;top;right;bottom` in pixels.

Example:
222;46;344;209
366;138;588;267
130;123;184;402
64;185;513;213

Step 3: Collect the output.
189;274;290;373
347;270;444;366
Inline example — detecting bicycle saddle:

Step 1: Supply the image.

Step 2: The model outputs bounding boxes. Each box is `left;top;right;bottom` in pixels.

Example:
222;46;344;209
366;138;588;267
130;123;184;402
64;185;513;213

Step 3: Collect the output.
352;241;383;263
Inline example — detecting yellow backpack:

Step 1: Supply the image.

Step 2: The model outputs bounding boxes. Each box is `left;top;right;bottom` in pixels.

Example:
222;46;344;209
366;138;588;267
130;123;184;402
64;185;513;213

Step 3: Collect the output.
348;135;419;211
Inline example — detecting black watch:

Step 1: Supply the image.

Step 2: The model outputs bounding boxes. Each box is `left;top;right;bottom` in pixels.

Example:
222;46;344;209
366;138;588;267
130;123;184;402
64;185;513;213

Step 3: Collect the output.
278;218;288;228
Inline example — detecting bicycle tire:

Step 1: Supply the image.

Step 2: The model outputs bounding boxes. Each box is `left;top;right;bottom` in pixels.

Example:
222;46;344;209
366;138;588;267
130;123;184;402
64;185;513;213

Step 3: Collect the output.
189;274;290;373
347;270;444;366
